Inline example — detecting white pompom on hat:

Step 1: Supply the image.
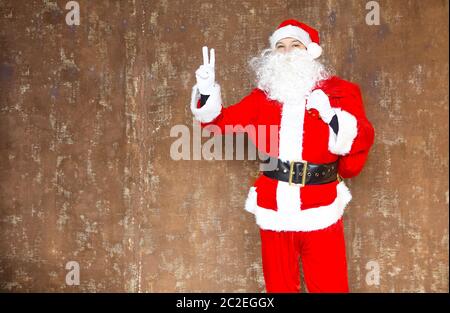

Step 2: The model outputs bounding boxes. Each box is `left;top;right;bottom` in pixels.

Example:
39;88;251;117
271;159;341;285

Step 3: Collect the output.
269;19;323;59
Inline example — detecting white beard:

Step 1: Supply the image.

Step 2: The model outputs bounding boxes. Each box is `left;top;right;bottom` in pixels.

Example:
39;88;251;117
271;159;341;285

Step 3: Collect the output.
248;48;330;105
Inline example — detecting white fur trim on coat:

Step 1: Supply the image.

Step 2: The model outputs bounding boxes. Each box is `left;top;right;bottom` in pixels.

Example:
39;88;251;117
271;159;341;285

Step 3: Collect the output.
190;83;223;123
244;186;257;214
278;101;305;162
328;108;358;156
276;100;306;214
244;181;352;232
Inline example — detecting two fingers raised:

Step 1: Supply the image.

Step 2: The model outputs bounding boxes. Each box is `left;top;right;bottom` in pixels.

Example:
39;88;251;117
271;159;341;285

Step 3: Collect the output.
202;46;215;67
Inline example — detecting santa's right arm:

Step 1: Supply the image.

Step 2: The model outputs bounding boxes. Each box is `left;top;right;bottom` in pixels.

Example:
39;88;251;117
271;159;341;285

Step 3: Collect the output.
190;82;261;134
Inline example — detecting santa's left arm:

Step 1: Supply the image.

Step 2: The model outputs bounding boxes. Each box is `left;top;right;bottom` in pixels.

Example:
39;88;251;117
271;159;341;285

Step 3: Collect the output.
307;85;375;179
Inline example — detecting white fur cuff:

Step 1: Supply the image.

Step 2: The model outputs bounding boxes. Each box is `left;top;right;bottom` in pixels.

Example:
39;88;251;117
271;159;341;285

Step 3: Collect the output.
190;83;223;123
328;108;358;156
244;186;257;214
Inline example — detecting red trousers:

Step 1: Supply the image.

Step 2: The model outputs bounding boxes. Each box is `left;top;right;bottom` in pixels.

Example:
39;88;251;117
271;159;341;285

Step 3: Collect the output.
259;218;349;293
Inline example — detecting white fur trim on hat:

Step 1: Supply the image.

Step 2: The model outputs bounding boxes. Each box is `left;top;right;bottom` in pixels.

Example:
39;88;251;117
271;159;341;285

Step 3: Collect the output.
307;42;322;59
269;24;312;49
270;24;322;59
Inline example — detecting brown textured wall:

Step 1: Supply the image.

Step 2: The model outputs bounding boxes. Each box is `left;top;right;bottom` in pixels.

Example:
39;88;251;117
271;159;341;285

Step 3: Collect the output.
0;0;448;292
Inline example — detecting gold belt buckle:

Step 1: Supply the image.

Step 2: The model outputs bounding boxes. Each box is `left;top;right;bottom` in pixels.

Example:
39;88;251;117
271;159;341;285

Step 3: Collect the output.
288;160;308;186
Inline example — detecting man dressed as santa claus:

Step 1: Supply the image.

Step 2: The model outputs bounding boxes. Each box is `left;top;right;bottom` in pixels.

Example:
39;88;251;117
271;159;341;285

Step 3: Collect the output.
190;19;375;293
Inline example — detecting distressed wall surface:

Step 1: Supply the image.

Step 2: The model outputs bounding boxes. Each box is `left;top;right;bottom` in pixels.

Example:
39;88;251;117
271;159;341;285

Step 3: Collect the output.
0;0;448;292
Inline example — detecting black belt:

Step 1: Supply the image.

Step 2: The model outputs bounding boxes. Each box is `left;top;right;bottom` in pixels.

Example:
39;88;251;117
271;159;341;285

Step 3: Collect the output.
262;157;340;186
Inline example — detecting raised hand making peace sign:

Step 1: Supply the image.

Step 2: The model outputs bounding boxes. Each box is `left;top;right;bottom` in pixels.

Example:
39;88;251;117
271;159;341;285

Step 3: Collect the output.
195;46;215;95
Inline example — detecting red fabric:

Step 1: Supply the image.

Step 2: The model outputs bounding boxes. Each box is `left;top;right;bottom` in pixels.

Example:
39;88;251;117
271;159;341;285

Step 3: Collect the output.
259;218;349;293
276;19;320;45
314;77;376;178
197;75;375;211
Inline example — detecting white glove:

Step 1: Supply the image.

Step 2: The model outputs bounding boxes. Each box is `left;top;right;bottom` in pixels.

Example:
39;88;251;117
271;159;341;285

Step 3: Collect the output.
195;46;216;95
306;89;335;123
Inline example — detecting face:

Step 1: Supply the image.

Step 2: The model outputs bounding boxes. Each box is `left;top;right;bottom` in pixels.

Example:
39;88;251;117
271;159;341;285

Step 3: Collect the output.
275;37;306;53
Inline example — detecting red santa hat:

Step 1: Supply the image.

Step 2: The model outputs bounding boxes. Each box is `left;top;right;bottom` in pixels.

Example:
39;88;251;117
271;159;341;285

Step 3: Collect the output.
269;19;323;59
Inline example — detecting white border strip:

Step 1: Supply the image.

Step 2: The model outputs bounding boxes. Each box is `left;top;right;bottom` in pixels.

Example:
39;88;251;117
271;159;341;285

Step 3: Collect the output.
245;181;352;232
269;25;312;49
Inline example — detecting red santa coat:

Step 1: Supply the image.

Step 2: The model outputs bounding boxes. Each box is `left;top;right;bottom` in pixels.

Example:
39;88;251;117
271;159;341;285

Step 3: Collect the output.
190;76;375;232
